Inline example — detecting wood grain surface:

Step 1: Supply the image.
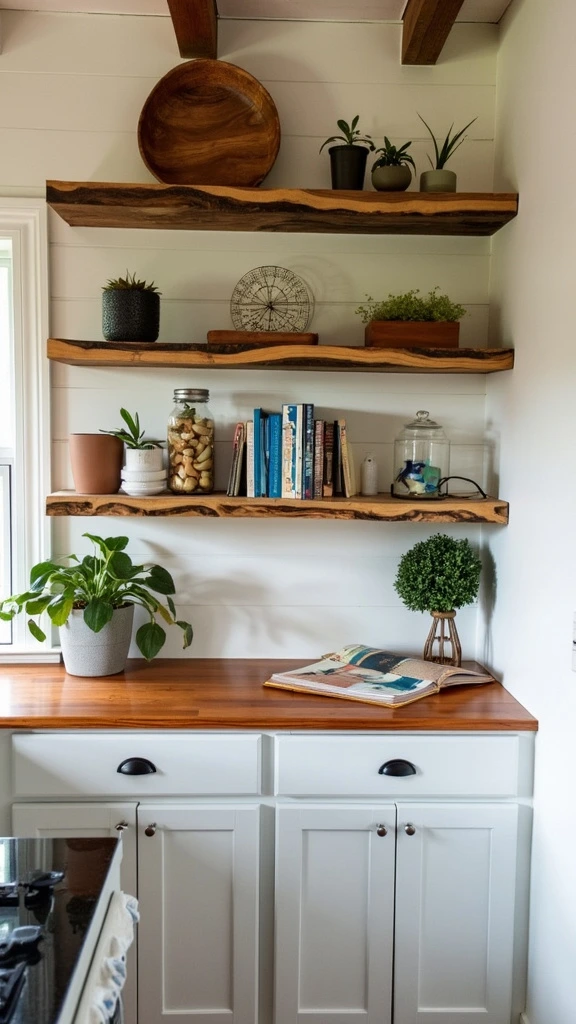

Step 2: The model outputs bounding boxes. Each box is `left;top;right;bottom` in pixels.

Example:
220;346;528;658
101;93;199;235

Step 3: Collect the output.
45;491;510;524
46;182;519;235
137;60;281;187
47;339;515;374
0;659;537;731
402;0;465;65
166;0;218;59
365;321;460;348
207;331;319;346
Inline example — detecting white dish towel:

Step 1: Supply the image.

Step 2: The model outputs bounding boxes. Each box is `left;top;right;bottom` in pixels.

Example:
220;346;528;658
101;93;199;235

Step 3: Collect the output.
88;892;139;1024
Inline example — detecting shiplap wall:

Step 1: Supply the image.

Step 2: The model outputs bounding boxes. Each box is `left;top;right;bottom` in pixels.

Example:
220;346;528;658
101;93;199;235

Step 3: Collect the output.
0;10;498;657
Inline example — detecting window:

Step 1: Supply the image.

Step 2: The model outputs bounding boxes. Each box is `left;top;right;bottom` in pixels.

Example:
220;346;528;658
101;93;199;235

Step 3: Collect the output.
0;201;51;658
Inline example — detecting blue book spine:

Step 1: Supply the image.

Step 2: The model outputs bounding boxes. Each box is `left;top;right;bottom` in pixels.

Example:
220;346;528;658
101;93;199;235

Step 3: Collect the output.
260;412;269;497
253;408;262;498
294;404;304;499
302;403;314;499
268;413;282;498
281;405;298;498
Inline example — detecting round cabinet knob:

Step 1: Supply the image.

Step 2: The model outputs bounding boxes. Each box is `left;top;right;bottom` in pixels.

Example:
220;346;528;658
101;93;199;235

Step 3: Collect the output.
144;824;157;837
404;824;416;836
115;821;129;832
376;825;388;837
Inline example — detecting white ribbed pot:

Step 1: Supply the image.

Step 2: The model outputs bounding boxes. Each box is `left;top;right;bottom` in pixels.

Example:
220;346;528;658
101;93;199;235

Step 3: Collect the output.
124;447;164;473
59;605;134;677
122;446;166;495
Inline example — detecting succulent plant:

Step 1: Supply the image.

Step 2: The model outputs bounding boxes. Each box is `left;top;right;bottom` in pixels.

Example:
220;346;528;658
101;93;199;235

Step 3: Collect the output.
103;271;160;293
100;408;162;450
417;114;477;170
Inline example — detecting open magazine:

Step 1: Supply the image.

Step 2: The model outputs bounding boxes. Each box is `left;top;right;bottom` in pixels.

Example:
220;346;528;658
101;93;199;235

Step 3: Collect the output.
263;644;495;708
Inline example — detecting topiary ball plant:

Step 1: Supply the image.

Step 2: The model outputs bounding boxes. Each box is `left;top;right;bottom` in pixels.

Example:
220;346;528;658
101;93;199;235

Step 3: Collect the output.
394;534;481;665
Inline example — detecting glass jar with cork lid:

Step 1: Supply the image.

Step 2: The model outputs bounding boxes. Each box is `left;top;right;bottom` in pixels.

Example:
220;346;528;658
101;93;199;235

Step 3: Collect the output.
168;389;214;494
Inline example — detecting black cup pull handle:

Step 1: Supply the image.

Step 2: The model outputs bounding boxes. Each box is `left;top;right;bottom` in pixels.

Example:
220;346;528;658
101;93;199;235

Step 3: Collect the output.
378;758;417;777
117;757;157;776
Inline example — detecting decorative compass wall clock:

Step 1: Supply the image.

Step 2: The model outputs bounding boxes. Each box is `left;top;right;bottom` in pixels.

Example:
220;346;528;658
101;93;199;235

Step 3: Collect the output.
230;265;314;332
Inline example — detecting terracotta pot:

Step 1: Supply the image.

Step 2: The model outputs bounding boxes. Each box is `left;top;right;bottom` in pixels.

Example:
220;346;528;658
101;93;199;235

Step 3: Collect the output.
69;434;123;494
365;321;460;348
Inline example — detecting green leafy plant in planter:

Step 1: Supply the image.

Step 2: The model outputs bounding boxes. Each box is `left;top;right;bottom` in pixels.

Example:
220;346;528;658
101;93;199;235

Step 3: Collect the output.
101;409;166;495
355;288;467;349
0;534;192;676
371;137;416;192
102;271;162;343
394;533;481;666
417;114;477;192
319;115;375;190
101;408;162;450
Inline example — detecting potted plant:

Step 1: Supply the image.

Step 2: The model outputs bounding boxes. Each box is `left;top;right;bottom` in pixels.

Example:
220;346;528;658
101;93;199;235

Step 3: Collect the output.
0;533;193;677
417;114;477;193
102;271;161;342
355;287;466;348
319;115;375;190
69;433;123;495
394;533;481;666
101;408;166;496
371;137;416;192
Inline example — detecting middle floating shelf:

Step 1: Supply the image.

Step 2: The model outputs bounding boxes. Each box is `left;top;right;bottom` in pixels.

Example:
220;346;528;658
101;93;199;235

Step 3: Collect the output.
48;339;514;374
46;492;509;525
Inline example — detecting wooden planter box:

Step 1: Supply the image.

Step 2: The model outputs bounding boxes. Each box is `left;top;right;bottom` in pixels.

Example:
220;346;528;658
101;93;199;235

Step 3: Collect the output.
364;321;460;348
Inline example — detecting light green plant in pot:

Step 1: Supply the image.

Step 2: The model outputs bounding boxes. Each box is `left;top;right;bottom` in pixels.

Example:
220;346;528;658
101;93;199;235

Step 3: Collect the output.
319;115;375;189
101;409;166;494
394;533;481;666
417;114;477;193
102;271;161;342
0;534;192;677
355;288;467;349
371;137;416;192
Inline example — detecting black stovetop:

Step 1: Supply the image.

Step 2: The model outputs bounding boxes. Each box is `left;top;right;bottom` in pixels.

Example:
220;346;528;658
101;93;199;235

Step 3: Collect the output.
0;837;117;1024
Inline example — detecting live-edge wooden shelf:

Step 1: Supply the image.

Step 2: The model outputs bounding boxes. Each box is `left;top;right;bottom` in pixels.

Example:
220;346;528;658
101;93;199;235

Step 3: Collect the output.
46;492;509;525
48;339;514;374
46;181;518;236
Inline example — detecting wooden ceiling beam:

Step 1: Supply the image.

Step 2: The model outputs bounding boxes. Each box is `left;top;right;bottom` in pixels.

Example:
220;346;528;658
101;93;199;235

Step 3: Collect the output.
402;0;465;65
166;0;218;59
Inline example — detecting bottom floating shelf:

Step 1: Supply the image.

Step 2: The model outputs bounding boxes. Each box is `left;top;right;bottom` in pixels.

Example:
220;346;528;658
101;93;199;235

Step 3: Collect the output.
46;491;509;524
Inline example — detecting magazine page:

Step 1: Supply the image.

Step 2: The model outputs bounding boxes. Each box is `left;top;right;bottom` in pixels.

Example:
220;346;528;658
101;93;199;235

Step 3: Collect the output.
269;656;438;706
325;645;492;686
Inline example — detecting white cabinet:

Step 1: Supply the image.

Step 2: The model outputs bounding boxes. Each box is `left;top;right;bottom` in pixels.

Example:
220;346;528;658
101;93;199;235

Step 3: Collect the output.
275;804;396;1024
137;803;260;1024
274;802;518;1024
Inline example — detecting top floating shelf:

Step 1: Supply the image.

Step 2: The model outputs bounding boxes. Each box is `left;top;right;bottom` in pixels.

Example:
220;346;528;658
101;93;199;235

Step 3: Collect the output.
46;181;519;236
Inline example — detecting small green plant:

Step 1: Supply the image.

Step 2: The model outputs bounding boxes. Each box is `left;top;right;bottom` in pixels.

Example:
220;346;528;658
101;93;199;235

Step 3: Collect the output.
319;115;375;153
0;534;193;659
394;534;481;613
103;271;160;293
417;114;477;170
355;287;466;324
372;137;416;172
101;408;162;450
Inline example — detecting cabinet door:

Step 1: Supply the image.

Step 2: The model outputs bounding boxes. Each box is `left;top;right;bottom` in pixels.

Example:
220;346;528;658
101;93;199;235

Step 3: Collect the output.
394;803;518;1024
137;803;260;1024
275;804;396;1024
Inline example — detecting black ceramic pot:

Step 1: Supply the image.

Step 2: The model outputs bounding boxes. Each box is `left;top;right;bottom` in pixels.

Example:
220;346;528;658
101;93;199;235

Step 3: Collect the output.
328;145;369;189
102;290;160;342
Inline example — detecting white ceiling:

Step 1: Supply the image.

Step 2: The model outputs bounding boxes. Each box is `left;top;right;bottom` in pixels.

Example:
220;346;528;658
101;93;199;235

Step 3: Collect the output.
0;1;514;23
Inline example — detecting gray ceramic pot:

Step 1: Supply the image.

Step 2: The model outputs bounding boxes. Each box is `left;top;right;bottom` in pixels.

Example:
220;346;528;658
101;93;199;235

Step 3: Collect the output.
102;289;160;342
371;165;412;191
419;169;457;193
59;605;134;677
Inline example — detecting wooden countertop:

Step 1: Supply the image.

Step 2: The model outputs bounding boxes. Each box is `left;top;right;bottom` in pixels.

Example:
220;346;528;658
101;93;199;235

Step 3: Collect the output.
0;659;537;731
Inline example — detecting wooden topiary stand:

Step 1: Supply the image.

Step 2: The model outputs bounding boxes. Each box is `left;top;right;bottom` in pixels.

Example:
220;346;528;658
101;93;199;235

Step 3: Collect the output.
423;610;462;666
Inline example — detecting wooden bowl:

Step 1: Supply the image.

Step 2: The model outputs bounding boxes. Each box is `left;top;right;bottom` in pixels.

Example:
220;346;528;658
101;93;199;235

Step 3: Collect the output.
138;59;281;187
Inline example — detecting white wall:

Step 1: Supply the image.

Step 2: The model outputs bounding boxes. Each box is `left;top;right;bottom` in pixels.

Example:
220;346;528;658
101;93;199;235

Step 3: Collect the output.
485;1;576;1021
0;10;498;657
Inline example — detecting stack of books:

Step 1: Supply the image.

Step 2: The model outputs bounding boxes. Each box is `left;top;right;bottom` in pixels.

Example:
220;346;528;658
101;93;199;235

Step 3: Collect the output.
227;404;357;499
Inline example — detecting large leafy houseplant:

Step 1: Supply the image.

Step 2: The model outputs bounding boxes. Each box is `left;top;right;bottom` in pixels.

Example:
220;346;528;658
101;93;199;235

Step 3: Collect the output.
394;534;481;665
319;115;374;190
0;533;192;664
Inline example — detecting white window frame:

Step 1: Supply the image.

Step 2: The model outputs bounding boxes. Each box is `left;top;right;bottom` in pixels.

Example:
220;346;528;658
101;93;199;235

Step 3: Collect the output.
0;199;54;661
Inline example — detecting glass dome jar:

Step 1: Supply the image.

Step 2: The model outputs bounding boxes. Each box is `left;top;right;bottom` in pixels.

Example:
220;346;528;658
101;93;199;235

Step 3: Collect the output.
168;389;214;494
392;410;449;499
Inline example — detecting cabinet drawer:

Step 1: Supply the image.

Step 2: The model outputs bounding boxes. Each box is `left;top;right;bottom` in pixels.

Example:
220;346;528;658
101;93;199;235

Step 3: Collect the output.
12;732;261;797
275;735;521;797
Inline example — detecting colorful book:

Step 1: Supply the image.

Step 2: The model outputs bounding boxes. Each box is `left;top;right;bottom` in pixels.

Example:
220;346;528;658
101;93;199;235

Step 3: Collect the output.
253;408;264;498
267;413;283;499
227;422;246;497
245;420;255;498
332;419;343;496
323;422;335;498
302;404;315;500
282;405;298;499
294;404;304;499
313;420;325;499
338;419;357;497
263;644;494;709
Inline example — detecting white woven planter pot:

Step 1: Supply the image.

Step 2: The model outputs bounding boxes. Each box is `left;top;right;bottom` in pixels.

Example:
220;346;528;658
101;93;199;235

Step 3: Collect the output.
59;605;134;677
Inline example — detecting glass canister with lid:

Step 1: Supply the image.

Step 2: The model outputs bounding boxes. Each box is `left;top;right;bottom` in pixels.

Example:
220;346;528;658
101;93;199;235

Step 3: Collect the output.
391;410;449;498
168;388;214;494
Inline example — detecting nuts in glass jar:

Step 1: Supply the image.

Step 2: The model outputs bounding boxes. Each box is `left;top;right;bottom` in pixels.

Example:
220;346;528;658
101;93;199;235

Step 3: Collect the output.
168;389;214;494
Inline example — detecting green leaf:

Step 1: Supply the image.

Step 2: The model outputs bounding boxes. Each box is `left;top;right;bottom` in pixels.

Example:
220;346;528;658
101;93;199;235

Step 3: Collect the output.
0;610;14;621
83;534;112;560
136;622;166;660
177;620;193;650
167;596;176;618
27;620;46;643
120;407;139;440
47;595;74;627
146;565;175;595
103;536;129;552
156;603;174;626
83;598;114;633
30;560;59;587
25;595;53;615
109;551;136;579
